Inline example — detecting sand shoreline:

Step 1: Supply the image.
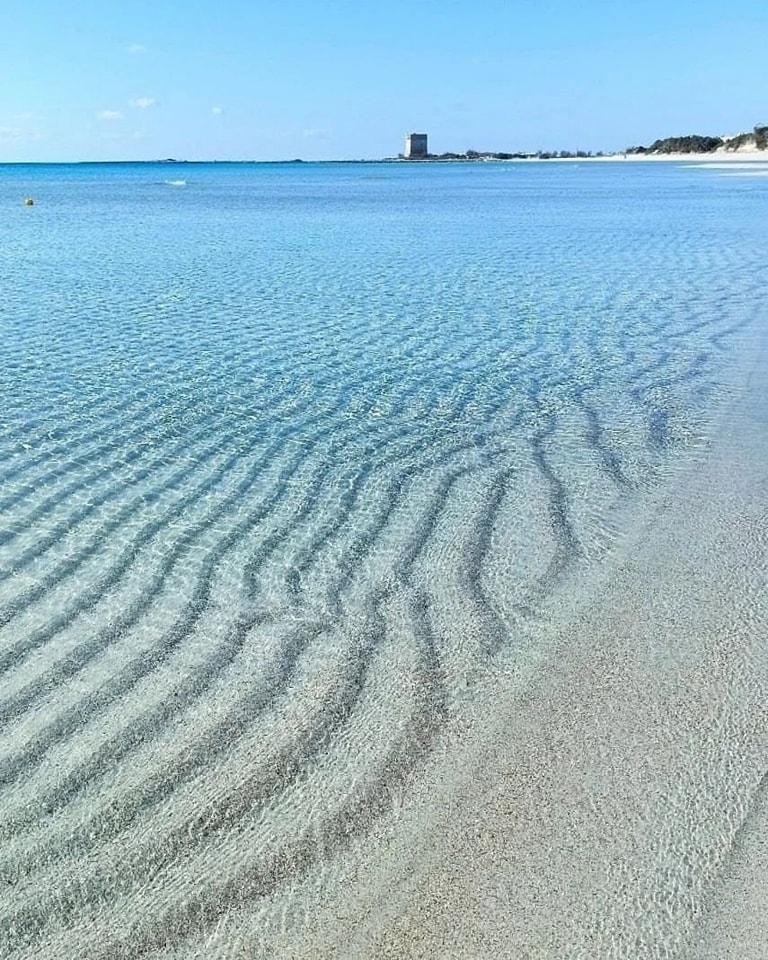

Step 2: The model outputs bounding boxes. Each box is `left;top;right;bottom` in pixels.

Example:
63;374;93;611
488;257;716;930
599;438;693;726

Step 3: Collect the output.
255;314;768;959
535;148;768;163
387;149;768;164
583;149;768;162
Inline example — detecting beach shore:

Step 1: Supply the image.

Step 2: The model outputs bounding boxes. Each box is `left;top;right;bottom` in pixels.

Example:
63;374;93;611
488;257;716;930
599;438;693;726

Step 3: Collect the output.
617;149;768;162
256;320;768;959
4;159;766;960
558;148;768;162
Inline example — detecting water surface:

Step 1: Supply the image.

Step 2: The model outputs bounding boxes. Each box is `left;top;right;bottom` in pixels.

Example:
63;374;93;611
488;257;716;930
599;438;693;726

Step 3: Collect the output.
1;160;766;958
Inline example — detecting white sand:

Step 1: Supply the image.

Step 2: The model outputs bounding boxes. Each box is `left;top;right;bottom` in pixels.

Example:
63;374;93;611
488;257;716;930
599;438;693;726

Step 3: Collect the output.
254;327;768;958
621;149;768;162
691;780;768;959
555;148;768;163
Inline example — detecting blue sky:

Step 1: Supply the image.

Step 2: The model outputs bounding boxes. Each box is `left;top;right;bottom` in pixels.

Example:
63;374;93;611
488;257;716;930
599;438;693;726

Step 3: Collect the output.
2;0;767;161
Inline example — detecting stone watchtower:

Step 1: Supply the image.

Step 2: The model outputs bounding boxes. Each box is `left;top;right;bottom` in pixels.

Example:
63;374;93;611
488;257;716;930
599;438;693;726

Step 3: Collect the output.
404;133;428;159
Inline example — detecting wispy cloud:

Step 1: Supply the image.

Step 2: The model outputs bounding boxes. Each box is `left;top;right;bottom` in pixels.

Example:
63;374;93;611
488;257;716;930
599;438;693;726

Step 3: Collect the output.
0;126;43;142
129;97;156;109
126;43;147;55
211;106;224;115
302;128;331;140
97;110;123;121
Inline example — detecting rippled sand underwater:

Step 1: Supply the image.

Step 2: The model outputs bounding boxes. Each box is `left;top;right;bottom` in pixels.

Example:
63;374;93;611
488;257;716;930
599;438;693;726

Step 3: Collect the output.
1;161;767;958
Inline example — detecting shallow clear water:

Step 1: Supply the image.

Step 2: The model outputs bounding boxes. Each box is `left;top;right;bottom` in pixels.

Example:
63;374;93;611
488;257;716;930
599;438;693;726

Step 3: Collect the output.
1;160;767;957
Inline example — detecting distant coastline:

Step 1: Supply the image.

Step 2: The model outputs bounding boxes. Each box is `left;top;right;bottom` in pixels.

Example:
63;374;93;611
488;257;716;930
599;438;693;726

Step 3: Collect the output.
6;123;768;166
386;123;768;163
381;151;768;164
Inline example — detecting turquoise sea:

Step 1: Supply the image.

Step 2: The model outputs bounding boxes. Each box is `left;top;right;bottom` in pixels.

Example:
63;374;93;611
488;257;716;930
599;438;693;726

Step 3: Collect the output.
1;160;767;958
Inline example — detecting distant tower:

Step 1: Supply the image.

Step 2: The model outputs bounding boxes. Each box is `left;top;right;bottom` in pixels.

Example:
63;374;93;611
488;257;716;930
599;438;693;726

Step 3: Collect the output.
404;133;428;159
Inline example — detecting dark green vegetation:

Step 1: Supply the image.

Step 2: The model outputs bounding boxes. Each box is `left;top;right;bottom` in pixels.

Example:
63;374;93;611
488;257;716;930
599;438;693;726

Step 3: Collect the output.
627;124;768;155
647;135;723;154
726;125;768;151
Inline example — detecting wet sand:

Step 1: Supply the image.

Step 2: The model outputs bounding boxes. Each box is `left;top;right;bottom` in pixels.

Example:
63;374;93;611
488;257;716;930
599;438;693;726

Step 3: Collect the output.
257;330;768;959
691;777;768;959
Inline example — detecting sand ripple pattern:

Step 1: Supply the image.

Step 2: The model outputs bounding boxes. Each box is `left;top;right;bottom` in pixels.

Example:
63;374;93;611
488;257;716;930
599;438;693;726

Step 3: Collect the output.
0;161;766;957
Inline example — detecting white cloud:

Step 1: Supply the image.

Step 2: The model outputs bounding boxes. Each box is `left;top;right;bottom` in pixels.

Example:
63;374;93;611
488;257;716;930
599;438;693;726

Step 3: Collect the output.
303;128;330;140
126;43;147;55
130;97;156;109
97;110;123;121
0;124;43;141
211;106;224;115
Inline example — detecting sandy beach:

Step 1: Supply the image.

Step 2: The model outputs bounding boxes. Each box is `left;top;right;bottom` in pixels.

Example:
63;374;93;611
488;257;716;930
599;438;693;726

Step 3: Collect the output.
553;148;768;163
617;149;768;163
244;325;768;958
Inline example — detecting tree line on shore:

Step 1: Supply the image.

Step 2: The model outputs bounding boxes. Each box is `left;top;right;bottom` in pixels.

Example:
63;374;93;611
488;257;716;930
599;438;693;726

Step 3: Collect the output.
398;123;768;161
627;124;768;155
400;149;605;161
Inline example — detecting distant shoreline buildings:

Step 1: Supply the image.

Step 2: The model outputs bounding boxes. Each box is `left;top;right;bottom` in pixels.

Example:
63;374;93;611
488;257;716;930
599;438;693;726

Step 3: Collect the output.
404;133;428;159
397;123;768;163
